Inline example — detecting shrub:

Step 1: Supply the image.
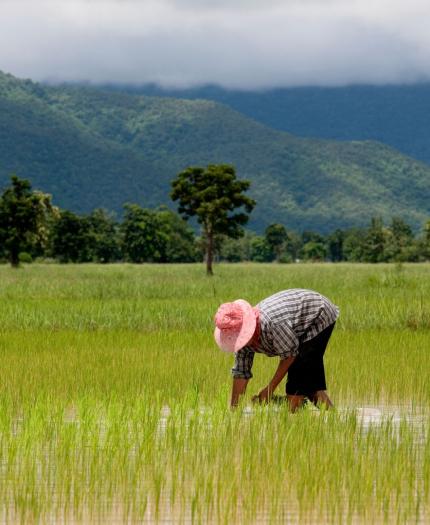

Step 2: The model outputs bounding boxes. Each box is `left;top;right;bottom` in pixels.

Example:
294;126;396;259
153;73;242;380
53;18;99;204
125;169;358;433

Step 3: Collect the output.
18;252;32;263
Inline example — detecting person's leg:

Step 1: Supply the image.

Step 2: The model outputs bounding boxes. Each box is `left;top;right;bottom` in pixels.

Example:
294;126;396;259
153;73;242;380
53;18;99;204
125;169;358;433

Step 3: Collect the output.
286;323;335;411
307;324;335;409
286;394;306;412
285;362;308;412
308;390;334;409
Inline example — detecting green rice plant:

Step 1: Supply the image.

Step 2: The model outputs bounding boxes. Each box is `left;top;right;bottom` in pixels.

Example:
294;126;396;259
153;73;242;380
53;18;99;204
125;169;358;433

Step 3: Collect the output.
0;263;428;522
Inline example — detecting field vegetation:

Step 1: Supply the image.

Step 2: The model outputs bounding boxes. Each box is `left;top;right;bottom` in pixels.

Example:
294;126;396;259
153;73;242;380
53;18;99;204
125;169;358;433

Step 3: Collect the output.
0;263;429;523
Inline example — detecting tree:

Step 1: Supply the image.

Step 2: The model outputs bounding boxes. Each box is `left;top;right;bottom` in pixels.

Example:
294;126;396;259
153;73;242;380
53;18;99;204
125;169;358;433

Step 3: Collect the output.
121;204;168;263
250;236;273;262
87;209;121;263
384;217;414;262
218;231;258;262
327;229;345;262
302;230;325;245
171;164;255;275
265;224;289;262
362;217;387;263
342;228;367;262
300;230;327;262
301;241;327;262
424;219;430;259
0;175;57;267
50;210;93;263
155;207;198;262
285;230;302;262
424;219;430;245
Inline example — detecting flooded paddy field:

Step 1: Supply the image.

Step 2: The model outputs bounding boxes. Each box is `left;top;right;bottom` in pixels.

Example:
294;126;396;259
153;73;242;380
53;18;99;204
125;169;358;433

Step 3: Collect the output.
0;263;429;523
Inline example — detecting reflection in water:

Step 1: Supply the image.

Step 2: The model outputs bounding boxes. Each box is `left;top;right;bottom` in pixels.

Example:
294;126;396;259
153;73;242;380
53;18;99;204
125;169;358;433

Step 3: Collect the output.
3;403;429;524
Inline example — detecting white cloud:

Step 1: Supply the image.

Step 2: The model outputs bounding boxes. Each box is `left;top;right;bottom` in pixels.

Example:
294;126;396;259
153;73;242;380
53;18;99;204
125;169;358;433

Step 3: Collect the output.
1;0;430;87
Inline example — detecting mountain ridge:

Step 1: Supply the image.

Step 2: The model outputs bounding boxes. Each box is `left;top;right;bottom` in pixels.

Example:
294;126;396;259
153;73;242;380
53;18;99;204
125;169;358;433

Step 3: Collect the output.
104;82;430;164
1;71;429;233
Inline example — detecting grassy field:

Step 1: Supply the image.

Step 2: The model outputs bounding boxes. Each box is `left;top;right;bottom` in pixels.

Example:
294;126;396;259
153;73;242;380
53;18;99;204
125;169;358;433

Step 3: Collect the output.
0;262;429;523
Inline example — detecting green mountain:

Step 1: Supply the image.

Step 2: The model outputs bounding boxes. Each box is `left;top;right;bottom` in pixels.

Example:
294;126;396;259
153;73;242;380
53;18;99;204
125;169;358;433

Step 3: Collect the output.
113;83;430;165
0;71;429;233
0;72;167;211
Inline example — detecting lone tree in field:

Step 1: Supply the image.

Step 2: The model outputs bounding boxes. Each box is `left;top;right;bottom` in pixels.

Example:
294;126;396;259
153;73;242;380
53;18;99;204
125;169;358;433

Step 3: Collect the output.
171;164;255;275
0;175;57;267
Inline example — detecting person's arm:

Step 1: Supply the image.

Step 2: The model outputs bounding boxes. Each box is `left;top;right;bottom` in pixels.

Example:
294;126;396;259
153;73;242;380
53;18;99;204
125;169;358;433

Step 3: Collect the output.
230;347;254;408
253;355;295;403
230;378;249;408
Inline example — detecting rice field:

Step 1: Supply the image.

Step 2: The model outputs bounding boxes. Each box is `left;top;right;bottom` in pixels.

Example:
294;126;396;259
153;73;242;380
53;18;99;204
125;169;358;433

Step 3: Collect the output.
0;262;429;524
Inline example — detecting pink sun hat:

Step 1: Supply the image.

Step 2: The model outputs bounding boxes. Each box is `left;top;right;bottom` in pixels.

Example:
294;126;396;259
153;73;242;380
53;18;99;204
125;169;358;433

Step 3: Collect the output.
214;299;258;353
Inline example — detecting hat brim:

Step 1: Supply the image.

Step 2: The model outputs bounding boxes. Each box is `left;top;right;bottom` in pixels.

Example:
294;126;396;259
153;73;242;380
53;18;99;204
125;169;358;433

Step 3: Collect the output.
214;299;256;353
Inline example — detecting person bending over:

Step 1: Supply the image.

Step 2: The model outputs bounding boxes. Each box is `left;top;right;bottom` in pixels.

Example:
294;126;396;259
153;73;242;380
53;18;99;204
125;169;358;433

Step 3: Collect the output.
213;289;339;411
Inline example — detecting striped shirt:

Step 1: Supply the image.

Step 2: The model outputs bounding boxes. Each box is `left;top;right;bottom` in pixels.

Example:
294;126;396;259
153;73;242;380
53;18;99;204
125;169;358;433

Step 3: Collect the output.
232;289;339;380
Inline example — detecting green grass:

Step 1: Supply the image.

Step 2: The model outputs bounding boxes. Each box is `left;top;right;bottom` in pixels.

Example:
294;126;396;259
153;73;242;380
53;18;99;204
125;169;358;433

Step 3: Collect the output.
0;263;429;523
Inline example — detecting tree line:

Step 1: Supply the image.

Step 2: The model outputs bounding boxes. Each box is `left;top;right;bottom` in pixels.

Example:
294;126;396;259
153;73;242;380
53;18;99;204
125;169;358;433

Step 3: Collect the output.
1;172;429;268
0;166;255;274
218;218;430;263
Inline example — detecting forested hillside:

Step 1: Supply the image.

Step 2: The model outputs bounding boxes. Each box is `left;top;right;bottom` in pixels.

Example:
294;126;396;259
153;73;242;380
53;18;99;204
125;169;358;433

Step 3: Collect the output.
1;71;429;232
0;73;167;211
121;84;430;165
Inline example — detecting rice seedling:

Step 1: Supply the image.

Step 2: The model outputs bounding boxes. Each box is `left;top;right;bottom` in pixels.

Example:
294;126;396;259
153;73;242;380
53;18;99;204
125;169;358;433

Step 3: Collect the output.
0;262;428;523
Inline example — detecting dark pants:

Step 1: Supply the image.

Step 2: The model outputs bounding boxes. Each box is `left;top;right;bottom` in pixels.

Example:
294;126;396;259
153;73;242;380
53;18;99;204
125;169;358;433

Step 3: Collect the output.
285;323;335;397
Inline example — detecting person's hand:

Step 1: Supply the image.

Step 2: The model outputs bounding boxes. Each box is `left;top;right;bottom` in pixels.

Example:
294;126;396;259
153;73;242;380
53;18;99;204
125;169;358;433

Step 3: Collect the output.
252;386;272;404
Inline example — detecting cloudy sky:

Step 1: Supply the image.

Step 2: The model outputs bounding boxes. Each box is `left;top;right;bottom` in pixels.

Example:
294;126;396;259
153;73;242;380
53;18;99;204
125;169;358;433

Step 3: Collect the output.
1;0;430;88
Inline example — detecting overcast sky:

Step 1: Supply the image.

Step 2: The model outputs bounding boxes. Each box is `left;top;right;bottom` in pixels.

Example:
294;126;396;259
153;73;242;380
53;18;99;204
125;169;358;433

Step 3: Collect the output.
1;0;430;89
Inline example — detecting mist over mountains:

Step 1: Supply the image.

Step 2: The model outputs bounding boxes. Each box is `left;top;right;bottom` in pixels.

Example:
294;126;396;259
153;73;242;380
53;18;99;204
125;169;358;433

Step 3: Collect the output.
1;70;430;233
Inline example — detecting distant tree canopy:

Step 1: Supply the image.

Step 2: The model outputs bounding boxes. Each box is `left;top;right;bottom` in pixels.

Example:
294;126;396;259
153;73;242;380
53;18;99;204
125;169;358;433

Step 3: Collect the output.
265;224;290;262
218;218;429;264
50;209;121;263
171;164;255;274
120;204;197;263
51;209;91;263
0;175;57;267
0;175;429;267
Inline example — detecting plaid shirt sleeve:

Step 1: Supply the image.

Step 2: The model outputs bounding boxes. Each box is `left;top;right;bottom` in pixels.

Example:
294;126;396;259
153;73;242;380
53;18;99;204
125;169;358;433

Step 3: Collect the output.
271;320;299;359
231;346;255;379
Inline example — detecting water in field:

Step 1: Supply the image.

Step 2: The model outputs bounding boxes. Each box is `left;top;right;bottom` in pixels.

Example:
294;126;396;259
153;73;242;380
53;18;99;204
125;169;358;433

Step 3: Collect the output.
1;402;428;524
0;263;429;523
